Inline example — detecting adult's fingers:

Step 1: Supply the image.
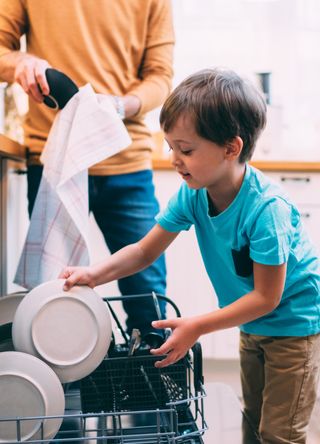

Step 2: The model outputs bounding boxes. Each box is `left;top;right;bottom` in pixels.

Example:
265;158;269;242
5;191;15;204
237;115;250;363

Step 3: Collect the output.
14;57;50;102
34;60;50;95
23;63;43;102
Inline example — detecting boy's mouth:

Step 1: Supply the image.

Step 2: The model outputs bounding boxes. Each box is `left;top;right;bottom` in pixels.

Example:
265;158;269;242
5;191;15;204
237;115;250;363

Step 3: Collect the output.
178;170;190;178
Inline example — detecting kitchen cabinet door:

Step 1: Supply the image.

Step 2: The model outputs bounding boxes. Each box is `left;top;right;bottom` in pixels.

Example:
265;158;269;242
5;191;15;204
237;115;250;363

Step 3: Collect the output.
4;160;29;293
267;172;320;205
267;171;320;253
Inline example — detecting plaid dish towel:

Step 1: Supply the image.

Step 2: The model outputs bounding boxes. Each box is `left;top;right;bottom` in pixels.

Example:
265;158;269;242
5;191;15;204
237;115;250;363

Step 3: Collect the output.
14;84;131;289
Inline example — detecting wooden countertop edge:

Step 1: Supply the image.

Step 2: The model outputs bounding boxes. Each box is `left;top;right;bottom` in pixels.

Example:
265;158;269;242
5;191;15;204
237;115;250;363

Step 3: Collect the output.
152;157;320;172
1;133;319;172
0;134;26;160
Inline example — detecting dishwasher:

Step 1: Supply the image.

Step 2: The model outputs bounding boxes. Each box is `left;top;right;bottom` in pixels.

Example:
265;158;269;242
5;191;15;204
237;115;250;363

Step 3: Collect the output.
0;293;207;443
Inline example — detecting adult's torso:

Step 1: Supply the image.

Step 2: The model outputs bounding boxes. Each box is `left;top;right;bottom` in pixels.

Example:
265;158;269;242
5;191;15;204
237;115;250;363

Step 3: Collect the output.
21;0;166;174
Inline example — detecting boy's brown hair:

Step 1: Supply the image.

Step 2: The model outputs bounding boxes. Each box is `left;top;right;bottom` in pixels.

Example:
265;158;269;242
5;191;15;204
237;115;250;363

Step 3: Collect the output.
160;68;267;163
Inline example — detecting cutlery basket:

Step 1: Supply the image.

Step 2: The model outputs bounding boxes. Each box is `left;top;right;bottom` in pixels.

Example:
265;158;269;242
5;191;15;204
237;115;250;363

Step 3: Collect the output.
80;294;203;414
80;350;189;413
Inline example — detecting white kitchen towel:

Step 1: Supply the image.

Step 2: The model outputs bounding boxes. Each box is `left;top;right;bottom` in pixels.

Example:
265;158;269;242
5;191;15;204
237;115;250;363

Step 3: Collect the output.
14;84;131;289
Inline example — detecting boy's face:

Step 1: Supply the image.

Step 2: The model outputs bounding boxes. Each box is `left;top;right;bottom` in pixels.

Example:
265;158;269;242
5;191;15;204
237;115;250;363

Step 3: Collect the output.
164;114;234;191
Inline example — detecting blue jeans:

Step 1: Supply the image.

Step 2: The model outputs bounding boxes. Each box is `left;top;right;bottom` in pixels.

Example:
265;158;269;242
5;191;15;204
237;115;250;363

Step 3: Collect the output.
27;166;167;336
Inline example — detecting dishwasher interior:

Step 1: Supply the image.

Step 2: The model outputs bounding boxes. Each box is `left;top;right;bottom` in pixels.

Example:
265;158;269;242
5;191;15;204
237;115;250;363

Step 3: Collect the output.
0;293;207;443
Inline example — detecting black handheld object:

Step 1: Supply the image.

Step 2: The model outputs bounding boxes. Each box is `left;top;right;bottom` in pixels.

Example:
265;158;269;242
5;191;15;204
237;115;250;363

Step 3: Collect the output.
143;331;164;349
43;68;79;110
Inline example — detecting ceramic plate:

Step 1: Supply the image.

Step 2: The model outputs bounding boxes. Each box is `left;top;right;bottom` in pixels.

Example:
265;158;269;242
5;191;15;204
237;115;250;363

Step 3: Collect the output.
0;351;65;442
0;293;26;326
0;293;26;352
12;279;112;383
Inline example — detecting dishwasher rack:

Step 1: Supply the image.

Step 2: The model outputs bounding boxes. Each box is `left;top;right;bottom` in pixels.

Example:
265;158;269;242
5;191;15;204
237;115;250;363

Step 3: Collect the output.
0;294;208;443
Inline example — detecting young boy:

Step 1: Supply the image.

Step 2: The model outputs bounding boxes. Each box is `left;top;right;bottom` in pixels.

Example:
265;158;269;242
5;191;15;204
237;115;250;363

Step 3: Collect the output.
61;68;320;444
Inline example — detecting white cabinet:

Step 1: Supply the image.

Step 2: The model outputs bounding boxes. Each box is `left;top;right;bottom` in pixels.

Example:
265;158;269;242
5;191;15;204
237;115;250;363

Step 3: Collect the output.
267;171;320;253
5;161;29;294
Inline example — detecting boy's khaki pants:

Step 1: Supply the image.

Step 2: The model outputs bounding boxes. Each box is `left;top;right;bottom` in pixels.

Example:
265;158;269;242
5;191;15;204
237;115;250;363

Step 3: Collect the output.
240;331;320;444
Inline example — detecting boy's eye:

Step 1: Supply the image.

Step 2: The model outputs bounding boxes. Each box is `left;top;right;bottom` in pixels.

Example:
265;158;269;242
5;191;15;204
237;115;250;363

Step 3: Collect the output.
181;149;193;155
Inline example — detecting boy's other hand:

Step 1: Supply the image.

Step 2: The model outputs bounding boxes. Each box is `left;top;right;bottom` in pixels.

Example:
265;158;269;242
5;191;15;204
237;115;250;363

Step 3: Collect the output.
59;266;96;291
150;317;200;368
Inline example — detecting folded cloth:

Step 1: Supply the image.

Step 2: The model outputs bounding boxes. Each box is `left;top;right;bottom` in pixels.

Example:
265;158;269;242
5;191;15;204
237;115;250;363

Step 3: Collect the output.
14;84;131;289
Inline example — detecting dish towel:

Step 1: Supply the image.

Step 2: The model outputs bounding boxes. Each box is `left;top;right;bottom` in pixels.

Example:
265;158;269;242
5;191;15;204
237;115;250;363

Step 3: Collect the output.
14;84;131;289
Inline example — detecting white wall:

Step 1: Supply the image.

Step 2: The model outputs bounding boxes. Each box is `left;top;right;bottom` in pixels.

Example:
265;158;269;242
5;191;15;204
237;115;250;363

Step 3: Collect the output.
146;0;320;161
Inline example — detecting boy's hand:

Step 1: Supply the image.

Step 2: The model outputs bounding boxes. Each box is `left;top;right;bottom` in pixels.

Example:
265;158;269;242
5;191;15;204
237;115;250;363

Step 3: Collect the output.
150;317;200;368
59;266;97;291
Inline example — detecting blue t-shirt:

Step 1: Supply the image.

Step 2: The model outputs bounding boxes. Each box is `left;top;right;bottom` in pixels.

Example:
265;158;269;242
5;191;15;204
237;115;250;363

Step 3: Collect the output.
156;165;320;336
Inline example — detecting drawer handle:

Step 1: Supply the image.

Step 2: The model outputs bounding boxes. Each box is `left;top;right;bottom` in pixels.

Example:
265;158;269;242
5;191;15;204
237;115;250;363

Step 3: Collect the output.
280;176;310;183
12;169;27;175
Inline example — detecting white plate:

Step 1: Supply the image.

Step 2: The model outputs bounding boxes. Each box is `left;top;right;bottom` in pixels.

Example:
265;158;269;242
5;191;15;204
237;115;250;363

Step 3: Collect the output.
12;279;112;383
0;293;26;352
0;293;26;325
0;351;65;442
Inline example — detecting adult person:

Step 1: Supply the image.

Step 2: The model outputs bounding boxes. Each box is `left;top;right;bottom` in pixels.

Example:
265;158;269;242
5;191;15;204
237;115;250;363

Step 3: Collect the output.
0;0;175;337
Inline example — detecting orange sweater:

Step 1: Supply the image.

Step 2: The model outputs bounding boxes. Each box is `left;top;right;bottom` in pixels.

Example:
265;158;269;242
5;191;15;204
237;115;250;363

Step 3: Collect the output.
0;0;174;175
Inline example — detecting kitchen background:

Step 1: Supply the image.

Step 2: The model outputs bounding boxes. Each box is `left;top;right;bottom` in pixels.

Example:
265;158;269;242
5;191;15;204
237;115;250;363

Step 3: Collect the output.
1;0;320;410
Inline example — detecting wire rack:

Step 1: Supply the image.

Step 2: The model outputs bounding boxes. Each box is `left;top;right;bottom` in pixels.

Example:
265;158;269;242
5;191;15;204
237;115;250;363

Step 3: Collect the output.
80;352;189;413
0;294;207;443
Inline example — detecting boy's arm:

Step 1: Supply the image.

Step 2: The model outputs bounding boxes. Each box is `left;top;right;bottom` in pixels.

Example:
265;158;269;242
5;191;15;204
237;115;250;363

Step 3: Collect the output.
61;224;179;290
152;261;287;367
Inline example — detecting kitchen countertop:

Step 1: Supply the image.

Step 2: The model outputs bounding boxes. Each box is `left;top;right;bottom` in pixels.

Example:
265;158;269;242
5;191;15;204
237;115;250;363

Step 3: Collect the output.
151;131;320;172
0;134;25;160
1;132;319;171
152;156;320;172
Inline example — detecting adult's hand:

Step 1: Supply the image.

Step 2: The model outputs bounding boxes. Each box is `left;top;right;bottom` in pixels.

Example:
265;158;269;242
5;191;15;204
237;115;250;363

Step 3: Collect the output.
122;94;141;118
14;54;50;103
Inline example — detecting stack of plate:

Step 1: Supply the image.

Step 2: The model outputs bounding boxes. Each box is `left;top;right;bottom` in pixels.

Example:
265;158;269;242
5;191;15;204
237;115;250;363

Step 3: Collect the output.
0;292;26;326
0;292;25;352
0;351;65;442
0;279;112;442
12;279;112;383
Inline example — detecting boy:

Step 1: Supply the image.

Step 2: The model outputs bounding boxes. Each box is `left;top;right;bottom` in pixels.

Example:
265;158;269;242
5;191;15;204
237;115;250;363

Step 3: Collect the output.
61;68;320;444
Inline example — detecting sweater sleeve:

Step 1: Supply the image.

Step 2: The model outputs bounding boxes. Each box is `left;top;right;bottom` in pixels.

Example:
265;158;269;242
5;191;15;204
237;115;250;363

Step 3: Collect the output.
128;0;175;115
0;0;27;60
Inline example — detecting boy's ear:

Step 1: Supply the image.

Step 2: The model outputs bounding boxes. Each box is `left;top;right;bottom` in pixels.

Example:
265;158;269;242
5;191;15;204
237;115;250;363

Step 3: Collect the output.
225;136;243;160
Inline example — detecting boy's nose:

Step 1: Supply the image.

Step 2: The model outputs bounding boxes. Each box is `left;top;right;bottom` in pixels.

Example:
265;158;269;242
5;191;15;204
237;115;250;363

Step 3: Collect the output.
171;151;182;168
